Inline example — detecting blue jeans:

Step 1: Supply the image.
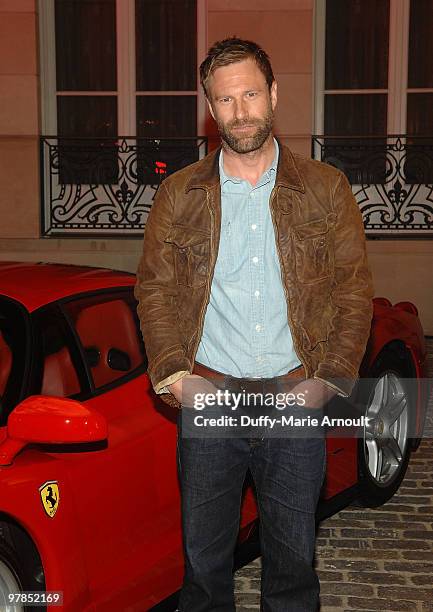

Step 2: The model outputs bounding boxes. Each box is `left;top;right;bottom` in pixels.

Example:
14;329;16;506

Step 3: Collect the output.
176;408;326;612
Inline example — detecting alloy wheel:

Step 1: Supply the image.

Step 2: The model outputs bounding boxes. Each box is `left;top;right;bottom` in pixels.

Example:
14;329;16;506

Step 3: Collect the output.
363;371;409;487
0;557;24;612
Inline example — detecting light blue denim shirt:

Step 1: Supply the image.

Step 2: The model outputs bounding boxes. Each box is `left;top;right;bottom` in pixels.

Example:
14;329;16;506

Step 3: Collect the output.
195;139;301;378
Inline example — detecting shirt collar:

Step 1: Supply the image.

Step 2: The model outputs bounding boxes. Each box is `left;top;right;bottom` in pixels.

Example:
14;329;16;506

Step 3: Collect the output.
219;137;279;186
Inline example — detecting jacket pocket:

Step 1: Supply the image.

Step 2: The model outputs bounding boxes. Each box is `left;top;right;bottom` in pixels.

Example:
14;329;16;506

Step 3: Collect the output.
292;213;336;283
164;225;210;288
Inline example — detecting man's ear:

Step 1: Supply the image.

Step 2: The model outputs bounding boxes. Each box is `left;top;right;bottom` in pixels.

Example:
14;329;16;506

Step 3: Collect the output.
270;80;277;112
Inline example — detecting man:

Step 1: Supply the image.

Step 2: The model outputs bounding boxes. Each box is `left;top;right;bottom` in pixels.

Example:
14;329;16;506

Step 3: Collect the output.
135;38;373;612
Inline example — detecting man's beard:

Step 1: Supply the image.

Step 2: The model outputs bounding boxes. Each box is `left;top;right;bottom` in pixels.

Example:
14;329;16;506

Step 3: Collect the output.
216;107;274;154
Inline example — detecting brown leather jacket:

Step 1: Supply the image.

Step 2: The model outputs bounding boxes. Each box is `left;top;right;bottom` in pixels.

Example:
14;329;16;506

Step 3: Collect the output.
135;142;374;400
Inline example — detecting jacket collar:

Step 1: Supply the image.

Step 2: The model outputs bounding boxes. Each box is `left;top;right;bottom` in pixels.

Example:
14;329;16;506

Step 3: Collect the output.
275;140;305;192
185;138;305;193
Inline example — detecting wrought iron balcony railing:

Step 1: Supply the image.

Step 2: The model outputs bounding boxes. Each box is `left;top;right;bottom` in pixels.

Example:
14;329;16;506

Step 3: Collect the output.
40;136;208;236
41;135;432;237
312;135;433;236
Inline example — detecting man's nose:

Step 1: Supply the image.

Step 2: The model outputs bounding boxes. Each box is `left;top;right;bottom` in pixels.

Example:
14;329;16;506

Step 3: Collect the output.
233;99;248;121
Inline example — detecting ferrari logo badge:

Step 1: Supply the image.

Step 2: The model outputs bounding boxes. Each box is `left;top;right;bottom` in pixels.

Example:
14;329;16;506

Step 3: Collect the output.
39;481;60;518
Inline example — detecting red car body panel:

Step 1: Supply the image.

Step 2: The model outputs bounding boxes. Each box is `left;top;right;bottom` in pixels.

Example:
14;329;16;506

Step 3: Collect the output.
0;263;427;610
0;375;258;610
0;262;136;312
0;449;94;610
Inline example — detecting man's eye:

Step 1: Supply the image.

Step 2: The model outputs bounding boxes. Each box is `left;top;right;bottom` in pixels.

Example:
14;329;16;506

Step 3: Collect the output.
247;92;257;98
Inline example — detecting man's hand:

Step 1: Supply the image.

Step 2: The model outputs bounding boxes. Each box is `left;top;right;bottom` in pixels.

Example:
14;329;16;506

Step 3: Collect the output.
168;374;220;408
289;378;337;409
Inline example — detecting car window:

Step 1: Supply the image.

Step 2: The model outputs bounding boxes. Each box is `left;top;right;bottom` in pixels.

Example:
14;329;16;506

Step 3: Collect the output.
34;307;82;398
0;298;29;424
0;325;12;399
63;291;147;391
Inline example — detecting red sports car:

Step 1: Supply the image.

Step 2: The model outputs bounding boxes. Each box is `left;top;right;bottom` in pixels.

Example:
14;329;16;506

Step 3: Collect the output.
0;262;428;611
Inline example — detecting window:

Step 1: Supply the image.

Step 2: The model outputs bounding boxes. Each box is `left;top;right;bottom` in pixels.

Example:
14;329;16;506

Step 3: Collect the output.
323;0;389;135
63;292;146;391
40;0;204;155
39;0;206;235
35;307;83;398
315;0;433;138
314;0;433;234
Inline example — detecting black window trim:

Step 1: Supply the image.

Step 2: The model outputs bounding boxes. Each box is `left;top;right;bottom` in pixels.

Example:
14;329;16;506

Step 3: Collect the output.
0;296;33;425
30;301;91;402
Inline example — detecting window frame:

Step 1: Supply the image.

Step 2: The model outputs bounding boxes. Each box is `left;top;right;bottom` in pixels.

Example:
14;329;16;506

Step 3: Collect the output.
30;288;148;403
38;0;208;137
0;297;32;426
59;287;148;399
31;302;91;400
312;0;424;139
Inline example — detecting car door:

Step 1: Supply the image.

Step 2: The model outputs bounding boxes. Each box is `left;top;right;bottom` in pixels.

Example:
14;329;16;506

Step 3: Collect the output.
33;289;183;611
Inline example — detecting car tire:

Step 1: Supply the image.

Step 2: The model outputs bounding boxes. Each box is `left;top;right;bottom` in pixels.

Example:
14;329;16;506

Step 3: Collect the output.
356;348;414;508
0;537;25;612
0;537;46;612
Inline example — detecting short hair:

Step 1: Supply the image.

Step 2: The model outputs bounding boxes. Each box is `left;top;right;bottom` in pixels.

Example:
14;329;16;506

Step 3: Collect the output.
199;37;275;98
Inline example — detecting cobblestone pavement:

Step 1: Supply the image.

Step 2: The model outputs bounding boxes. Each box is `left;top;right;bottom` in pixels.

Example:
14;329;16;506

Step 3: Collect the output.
234;339;433;611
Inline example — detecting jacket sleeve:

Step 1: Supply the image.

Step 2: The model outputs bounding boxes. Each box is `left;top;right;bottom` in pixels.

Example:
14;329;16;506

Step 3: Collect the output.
134;182;192;392
313;171;374;397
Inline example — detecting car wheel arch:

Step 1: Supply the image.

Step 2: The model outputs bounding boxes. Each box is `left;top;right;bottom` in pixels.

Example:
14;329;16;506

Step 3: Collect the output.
366;339;417;377
0;514;45;592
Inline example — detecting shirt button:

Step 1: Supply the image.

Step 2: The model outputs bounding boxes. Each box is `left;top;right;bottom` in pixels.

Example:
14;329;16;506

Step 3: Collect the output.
254;290;260;297
256;356;263;362
255;324;262;332
252;256;259;264
251;224;257;231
